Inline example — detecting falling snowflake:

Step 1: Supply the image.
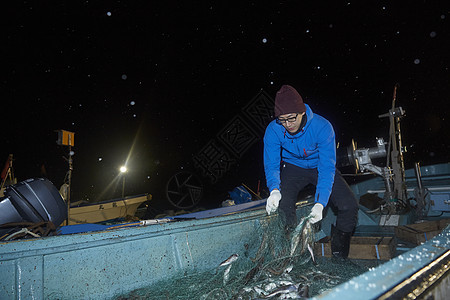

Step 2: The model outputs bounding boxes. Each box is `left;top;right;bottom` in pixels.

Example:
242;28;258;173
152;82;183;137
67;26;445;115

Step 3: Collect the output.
106;12;111;16
414;59;420;64
130;101;135;106
430;31;437;38
262;38;267;43
122;74;127;80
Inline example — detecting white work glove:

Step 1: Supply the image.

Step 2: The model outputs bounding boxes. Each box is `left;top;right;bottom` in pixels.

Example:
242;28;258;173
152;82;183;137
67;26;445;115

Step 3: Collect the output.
309;203;324;224
266;190;281;215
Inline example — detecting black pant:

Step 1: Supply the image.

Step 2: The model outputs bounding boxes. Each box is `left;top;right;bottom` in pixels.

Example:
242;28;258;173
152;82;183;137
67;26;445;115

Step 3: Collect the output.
279;162;358;233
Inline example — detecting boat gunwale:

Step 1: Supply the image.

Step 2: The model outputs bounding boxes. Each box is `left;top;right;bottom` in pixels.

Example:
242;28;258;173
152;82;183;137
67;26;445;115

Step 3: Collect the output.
377;248;450;300
315;224;450;300
0;205;270;260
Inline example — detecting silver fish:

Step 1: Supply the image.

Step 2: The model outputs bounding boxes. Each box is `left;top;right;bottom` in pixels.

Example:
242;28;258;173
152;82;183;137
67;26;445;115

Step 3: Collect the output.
219;253;239;267
300;219;312;252
215;253;239;275
290;217;307;256
223;264;232;285
307;243;316;265
263;284;298;298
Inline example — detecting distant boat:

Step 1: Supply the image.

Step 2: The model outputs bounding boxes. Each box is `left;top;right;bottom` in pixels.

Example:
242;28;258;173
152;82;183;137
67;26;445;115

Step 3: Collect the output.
67;194;151;225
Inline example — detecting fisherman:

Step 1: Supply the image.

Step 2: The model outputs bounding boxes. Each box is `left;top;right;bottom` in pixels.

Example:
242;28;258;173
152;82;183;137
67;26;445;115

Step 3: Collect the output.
263;84;358;259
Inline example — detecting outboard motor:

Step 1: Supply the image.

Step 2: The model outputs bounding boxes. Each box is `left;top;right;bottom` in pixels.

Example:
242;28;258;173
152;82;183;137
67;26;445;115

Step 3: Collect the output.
0;178;67;239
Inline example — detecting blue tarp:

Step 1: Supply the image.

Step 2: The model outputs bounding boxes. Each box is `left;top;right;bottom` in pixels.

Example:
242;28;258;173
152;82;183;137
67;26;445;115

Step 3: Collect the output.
58;199;267;235
228;186;252;204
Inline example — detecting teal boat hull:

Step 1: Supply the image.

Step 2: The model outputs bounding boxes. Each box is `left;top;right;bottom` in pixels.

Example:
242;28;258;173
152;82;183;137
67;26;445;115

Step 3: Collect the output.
0;207;278;299
1;163;450;299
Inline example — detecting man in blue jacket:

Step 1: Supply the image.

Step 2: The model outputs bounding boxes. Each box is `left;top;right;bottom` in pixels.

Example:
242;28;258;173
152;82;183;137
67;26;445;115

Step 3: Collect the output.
263;84;358;259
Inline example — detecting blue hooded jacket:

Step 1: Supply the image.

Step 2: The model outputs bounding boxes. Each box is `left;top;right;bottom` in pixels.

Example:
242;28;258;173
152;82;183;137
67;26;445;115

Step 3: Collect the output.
263;104;336;207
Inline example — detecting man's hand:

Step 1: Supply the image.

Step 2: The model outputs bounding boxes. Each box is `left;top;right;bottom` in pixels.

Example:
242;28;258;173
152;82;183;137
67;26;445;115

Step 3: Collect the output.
309;203;324;224
266;190;281;215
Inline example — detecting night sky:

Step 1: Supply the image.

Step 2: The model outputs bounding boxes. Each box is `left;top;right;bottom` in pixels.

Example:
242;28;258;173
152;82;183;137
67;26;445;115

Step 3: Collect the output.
3;2;449;210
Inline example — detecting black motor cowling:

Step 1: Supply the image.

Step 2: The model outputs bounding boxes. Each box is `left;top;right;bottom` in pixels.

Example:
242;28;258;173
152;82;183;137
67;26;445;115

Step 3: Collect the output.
0;178;67;238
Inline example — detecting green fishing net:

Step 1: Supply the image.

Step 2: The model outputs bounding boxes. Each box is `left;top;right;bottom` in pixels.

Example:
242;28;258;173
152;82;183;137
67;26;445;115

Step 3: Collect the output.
115;212;378;299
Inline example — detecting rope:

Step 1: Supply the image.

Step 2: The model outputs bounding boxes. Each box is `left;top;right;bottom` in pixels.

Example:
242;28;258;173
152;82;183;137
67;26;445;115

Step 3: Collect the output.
5;228;40;240
0;221;56;241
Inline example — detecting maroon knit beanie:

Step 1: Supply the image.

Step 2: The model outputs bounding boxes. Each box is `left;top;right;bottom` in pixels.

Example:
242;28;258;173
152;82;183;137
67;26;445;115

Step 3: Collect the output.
274;85;306;117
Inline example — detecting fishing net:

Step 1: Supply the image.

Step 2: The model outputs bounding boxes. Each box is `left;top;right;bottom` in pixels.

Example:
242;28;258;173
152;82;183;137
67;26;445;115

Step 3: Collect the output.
115;212;376;299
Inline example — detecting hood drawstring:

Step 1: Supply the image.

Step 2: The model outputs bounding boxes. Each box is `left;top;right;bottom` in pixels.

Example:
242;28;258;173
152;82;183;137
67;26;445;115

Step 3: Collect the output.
283;129;294;143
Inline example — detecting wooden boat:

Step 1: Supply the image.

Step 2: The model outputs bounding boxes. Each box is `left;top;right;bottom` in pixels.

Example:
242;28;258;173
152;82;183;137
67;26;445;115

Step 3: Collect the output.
67;194;151;225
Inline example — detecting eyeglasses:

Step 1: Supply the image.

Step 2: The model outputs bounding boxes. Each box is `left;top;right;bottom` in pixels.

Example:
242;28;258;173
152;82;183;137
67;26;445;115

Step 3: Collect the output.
276;114;298;125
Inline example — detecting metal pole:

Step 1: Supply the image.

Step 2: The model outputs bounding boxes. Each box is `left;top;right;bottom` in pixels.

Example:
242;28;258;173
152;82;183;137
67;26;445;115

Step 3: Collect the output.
66;146;73;226
122;175;125;198
414;162;423;191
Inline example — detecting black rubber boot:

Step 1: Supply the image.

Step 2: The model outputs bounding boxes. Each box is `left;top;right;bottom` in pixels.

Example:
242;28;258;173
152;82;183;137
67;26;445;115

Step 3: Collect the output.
331;224;352;259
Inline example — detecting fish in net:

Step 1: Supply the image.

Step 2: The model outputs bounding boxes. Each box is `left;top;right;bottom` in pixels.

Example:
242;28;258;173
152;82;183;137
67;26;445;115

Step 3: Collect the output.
115;213;372;299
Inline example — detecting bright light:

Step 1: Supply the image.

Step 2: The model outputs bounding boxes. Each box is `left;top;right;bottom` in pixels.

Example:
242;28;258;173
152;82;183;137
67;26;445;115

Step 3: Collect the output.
120;166;127;173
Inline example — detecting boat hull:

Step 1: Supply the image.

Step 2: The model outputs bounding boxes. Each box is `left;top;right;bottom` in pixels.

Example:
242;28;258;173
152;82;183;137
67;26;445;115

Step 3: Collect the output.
1;163;450;299
0;205;273;299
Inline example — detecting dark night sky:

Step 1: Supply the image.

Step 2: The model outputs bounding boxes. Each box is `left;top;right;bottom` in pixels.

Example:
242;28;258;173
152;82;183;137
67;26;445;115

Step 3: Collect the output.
2;1;449;208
